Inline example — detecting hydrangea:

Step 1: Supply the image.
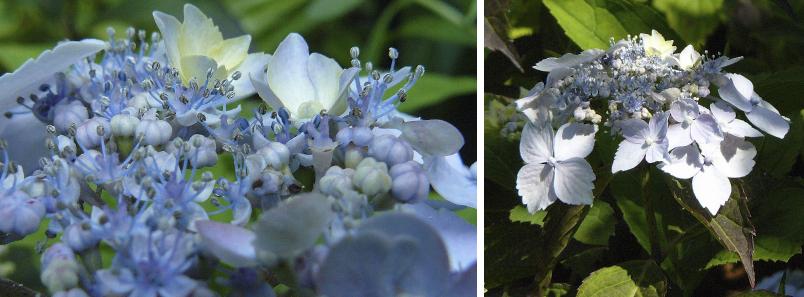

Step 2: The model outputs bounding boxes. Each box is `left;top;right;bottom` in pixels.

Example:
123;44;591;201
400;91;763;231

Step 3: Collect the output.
515;31;789;215
0;4;475;296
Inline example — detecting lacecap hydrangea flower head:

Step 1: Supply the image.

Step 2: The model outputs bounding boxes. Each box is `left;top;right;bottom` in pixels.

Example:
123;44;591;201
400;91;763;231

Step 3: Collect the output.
515;30;789;215
0;4;476;296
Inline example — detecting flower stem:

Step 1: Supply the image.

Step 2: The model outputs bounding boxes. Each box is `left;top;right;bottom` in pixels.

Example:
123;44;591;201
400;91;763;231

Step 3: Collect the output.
641;166;661;262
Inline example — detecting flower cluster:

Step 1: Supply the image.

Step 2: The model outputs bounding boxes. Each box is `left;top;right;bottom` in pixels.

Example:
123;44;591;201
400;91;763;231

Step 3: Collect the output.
515;30;789;215
0;4;476;296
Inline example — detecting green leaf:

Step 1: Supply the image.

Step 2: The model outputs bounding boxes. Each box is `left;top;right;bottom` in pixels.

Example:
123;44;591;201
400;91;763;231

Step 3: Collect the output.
484;221;544;289
304;0;364;22
398;74;475;113
484;0;524;71
543;0;679;50
573;200;615;246
484;96;522;190
399;15;475;46
665;178;757;287
706;187;804;267
411;0;464;25
509;205;546;225
733;290;786;297
577;260;668;297
653;0;723;47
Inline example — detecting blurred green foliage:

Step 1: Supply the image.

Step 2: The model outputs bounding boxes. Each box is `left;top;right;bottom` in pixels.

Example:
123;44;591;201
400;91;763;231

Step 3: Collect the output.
0;0;476;292
485;1;804;296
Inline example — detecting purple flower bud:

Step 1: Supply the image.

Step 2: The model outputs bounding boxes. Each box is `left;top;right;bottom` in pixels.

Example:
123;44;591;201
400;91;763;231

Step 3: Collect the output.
0;190;45;236
75;118;110;149
188;134;218;168
389;161;429;203
53;101;88;133
336;126;373;147
40;243;79;293
53;288;89;297
136;119;172;145
63;222;99;251
368;134;413;166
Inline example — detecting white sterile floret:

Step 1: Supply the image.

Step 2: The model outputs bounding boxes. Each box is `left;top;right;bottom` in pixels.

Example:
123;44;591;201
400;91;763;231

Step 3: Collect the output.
516;121;597;213
640;30;676;58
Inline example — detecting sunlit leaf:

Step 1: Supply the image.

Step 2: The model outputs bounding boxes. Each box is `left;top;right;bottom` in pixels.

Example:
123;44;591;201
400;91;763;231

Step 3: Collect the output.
577;260;667;297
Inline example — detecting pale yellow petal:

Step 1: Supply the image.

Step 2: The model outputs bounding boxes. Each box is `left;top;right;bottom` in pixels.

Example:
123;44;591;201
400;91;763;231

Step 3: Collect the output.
209;35;251;72
179;4;223;56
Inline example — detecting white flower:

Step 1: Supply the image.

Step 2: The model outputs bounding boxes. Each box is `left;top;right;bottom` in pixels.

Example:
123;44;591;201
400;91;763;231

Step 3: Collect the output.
673;45;701;70
716;73;789;138
640;30;676;58
666;98;722;149
612;112;670;173
658;135;756;214
709;101;763;138
516;122;597;213
153;4;270;99
250;33;359;121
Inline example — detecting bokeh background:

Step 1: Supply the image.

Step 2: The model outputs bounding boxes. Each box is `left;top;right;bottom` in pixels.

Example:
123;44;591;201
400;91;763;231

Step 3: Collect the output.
0;0;476;291
485;0;804;296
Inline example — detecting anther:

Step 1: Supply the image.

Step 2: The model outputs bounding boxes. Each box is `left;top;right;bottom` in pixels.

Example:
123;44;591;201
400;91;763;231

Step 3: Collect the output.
350;47;360;59
388;48;399;60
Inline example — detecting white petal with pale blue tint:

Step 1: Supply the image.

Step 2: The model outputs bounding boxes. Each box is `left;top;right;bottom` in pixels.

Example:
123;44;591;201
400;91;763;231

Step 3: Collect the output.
519;122;553;164
230;53;271;100
667;123;693;149
0;39;107;113
196;220;256;267
400;119;464;157
399;203;476;271
553;122;596;160
692;165;731;215
516;163;556;213
267;33;317;114
425;154;476;208
690;113;723;145
534;49;603;72
658;145;703;179
612;140;647;173
717;74;754;112
553;158;595;205
709;135;756;178
746;103;789;138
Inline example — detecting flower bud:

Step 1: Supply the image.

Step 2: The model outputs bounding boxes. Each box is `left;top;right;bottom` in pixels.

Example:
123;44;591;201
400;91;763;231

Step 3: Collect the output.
389;161;429;203
319;166;355;196
187;134;218;168
53;101;88;133
0;191;45;236
344;147;364;169
63;222;99;251
55;135;77;155
110;113;140;137
353;158;391;196
53;288;90;297
368;134;413;167
75;118;110;149
257;142;290;169
40;244;79;293
135;118;172;145
336;126;373;147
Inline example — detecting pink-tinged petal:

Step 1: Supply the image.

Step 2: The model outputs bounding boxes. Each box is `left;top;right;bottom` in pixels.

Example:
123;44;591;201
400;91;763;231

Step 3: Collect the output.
618;119;648;143
611;140;647;173
717;74;754;112
658;145;703;179
746;105;789;138
196;220;257;267
552;158;595;205
692;165;731;215
516;163;555;213
553;122;596;160
711;101;736;123
667;123;693;150
711;135;756;178
726;119;763;138
691;113;723;145
519;122;553;164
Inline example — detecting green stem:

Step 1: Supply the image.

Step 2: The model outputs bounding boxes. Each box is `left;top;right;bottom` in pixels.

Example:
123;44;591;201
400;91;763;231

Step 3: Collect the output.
641;166;661;261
